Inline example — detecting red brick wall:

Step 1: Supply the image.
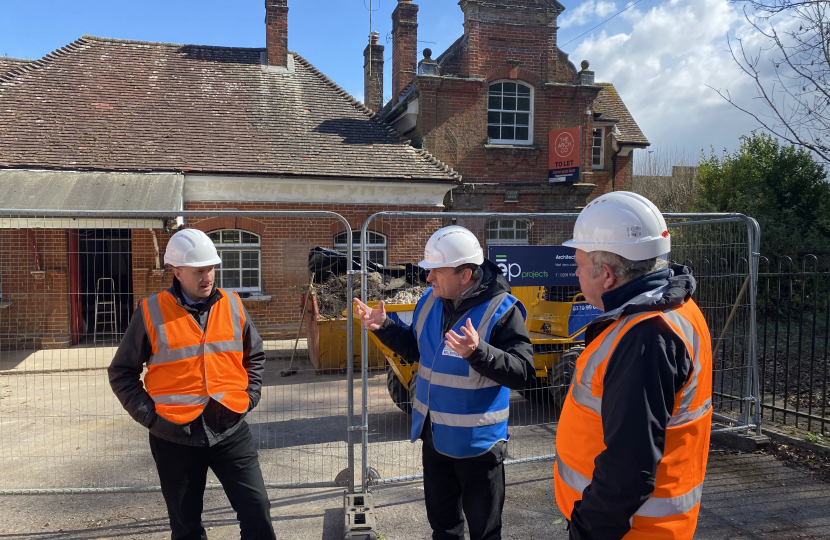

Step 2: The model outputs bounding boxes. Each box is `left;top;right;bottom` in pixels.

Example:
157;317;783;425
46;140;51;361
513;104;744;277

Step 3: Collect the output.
460;12;560;83
0;203;586;349
416;77;600;197
0;229;70;349
166;202;441;338
265;0;289;67
407;1;633;207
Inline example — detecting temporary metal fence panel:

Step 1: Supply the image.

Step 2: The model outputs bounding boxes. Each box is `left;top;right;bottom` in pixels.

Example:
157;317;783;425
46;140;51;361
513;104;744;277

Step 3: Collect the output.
358;212;761;490
0;210;357;495
758;255;830;434
667;216;762;435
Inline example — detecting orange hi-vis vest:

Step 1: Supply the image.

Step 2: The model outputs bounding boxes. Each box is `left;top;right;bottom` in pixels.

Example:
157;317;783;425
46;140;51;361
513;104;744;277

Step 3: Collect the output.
141;289;249;425
554;299;713;540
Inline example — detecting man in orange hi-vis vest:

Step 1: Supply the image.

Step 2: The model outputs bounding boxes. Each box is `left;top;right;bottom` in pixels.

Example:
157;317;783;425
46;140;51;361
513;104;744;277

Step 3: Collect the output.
554;192;713;540
109;228;276;540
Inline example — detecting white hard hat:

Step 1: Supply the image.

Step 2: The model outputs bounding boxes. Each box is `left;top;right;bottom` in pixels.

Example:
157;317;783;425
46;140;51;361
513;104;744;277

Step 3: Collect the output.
164;229;222;267
563;191;670;261
419;226;485;269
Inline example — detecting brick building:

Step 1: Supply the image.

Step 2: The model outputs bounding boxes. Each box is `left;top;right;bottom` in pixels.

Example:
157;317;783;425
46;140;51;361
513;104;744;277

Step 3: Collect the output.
369;0;649;244
0;0;650;350
0;1;457;348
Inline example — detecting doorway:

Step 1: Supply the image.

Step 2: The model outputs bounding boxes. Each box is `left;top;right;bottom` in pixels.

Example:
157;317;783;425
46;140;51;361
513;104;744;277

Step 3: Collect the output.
77;229;132;343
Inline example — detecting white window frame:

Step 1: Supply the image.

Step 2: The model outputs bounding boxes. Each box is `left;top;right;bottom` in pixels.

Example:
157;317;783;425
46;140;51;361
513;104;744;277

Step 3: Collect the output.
334;230;388;266
486;219;531;245
592;127;605;169
487;80;534;145
208;229;262;293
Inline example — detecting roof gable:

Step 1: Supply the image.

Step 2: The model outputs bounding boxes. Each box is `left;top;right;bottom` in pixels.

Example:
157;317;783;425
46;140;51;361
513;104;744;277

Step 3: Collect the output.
594;83;649;146
0;36;458;182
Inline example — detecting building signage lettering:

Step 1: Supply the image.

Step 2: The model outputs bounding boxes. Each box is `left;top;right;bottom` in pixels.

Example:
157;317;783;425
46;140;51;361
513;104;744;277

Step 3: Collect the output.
548;126;581;183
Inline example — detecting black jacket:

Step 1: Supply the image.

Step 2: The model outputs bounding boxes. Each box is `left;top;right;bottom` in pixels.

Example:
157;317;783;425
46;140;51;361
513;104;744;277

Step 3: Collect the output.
569;265;697;540
107;279;266;447
372;258;535;391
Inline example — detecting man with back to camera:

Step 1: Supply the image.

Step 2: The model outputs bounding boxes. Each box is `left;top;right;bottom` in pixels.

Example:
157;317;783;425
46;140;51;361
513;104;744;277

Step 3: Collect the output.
108;228;276;540
554;192;713;540
354;225;534;540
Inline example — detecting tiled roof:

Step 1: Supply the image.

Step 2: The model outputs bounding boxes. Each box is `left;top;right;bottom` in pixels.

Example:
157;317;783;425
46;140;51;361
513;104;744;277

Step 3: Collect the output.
594;82;649;146
0;36;458;182
0;57;32;76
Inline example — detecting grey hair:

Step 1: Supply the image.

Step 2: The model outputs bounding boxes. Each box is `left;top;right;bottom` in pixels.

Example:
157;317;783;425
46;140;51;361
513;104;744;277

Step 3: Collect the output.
454;263;483;281
588;251;668;283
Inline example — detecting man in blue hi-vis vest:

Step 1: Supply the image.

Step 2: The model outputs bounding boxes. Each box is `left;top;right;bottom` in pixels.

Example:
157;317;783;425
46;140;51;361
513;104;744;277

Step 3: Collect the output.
355;226;534;540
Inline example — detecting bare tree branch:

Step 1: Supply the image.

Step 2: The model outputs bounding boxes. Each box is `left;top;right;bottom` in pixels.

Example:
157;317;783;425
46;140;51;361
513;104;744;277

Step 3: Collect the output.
721;1;830;162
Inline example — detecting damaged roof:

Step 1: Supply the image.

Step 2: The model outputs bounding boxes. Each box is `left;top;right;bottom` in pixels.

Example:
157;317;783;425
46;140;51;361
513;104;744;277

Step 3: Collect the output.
594;82;649;146
0;36;458;182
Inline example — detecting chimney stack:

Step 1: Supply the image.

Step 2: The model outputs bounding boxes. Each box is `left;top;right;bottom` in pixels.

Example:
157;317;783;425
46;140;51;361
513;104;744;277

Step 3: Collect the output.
363;32;385;113
265;0;288;67
392;0;419;99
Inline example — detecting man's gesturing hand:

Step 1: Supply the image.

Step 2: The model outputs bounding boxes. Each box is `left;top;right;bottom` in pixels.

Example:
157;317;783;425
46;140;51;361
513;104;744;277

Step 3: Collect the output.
353;298;387;331
444;318;480;359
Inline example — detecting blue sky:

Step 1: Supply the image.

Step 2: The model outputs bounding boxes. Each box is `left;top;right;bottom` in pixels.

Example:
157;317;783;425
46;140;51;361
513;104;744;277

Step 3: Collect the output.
1;0;776;165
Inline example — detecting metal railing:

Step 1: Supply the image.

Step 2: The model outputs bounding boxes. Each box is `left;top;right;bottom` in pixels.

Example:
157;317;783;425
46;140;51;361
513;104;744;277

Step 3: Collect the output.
758;255;829;434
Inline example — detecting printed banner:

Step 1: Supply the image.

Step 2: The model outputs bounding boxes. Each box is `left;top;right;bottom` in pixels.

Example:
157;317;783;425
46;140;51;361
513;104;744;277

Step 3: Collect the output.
488;245;580;286
548;126;581;183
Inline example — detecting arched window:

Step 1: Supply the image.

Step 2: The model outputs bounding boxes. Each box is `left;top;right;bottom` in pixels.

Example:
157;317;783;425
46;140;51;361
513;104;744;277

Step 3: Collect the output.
486;219;531;245
334;231;388;266
487;81;533;145
207;229;261;292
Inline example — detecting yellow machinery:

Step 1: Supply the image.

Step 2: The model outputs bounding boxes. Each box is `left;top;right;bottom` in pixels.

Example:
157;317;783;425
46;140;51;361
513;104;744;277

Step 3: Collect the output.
365;285;603;414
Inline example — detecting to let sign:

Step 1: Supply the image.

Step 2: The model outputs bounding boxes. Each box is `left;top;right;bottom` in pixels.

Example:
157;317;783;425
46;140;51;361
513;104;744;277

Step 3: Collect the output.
548;126;581;183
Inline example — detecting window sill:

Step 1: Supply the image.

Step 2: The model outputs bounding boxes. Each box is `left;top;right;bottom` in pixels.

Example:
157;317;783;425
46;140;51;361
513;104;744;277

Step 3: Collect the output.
485;240;531;246
240;294;272;302
591;167;610;172
484;144;541;150
0;302;12;310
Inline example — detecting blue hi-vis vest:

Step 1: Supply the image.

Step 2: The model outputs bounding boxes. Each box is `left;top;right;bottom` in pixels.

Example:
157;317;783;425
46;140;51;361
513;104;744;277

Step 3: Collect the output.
410;288;526;458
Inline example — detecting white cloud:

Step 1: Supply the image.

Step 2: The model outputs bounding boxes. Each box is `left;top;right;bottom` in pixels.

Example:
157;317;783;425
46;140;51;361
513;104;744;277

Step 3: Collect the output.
560;1;618;29
570;0;789;155
596;1;617;17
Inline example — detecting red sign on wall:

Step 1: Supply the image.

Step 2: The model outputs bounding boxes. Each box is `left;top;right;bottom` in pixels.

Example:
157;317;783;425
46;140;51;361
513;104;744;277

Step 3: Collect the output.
548;126;581;183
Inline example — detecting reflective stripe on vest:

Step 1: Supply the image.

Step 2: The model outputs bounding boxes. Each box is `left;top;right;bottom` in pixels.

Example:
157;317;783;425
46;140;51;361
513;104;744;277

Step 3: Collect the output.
555;456;703;517
142;289;249;424
410;289;526;458
554;299;712;539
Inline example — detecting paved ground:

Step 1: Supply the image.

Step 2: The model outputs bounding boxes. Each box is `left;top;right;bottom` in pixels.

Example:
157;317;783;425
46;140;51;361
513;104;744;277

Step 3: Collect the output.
2;347;829;539
0;447;828;539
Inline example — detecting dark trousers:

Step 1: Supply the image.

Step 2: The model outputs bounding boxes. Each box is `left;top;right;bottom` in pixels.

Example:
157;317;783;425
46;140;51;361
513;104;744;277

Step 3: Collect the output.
421;421;506;540
149;422;276;540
